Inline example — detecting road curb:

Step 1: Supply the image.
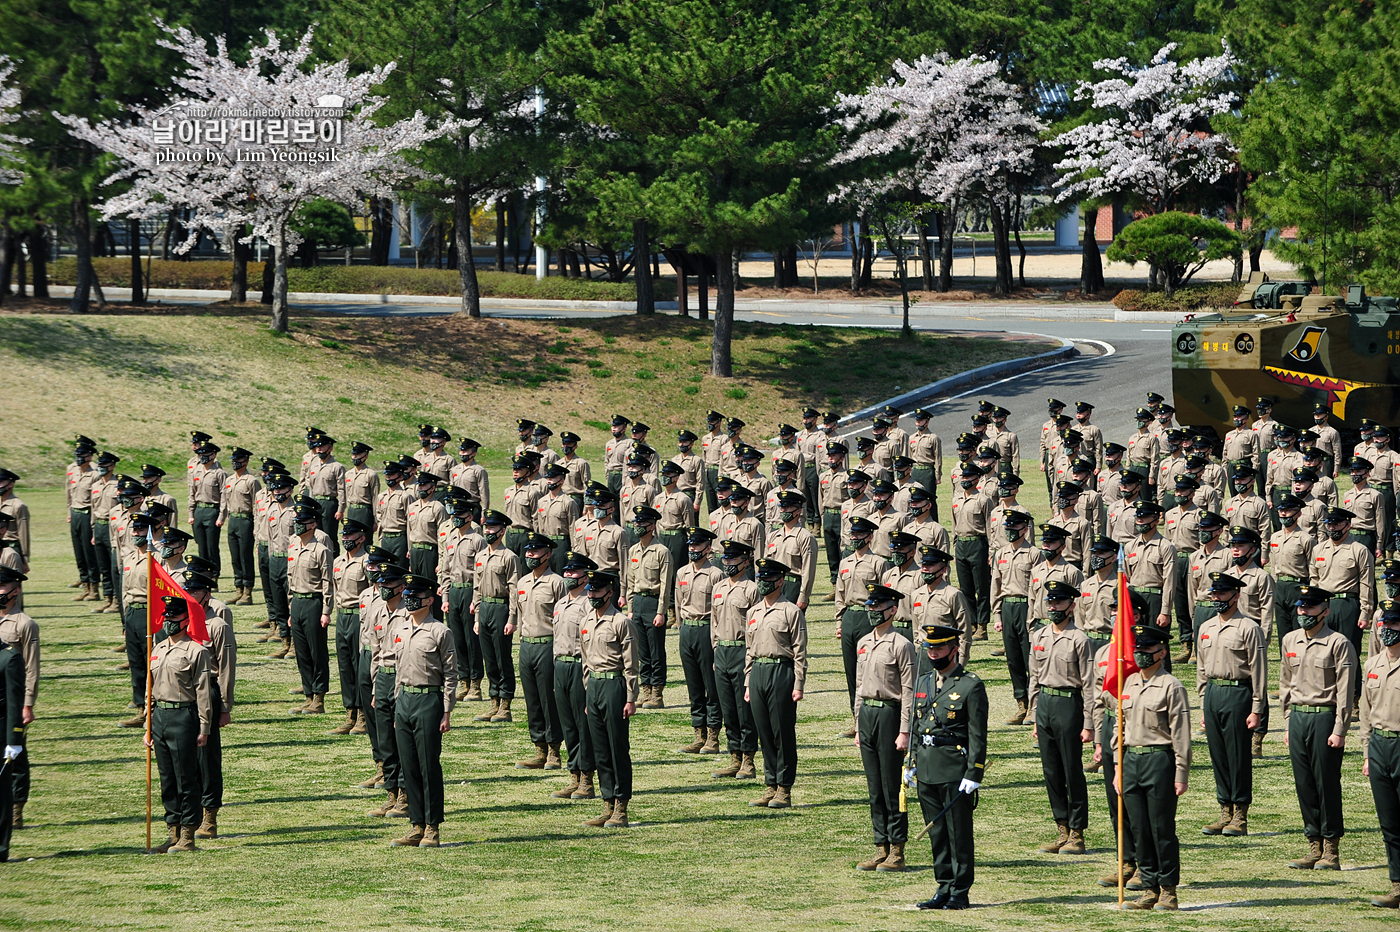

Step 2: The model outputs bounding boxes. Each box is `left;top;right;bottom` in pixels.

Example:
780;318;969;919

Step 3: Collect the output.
1114;310;1187;322
839;336;1078;427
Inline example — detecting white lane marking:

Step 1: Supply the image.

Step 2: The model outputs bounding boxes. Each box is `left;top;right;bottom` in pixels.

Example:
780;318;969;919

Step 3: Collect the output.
1141;329;1171;332
837;339;1118;440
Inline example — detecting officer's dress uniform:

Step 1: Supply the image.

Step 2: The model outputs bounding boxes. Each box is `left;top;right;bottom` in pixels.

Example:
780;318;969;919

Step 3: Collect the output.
0;629;24;861
912;661;988;904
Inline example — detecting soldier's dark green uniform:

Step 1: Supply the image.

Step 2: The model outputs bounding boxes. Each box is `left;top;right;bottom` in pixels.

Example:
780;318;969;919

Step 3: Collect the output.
148;596;215;854
912;624;988;911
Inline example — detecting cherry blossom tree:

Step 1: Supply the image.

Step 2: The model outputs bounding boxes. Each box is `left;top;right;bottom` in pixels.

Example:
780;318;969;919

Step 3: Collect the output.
60;24;455;331
0;56;24;186
837;54;1044;295
1050;42;1237;215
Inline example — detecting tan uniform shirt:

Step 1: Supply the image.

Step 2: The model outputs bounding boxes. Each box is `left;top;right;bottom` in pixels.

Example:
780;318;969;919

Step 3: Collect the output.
1360;649;1400;761
1265;448;1305;498
818;466;850;512
701;430;725;467
387;613;458;712
344;465;380;509
439;525;484;585
90;475;121;521
1053;510;1094;571
881;563;922;626
516;570;571;639
1309;537;1375;615
0;610;39;707
1224;493;1271;550
950;487;992;538
675;561;722;621
656;489;693;532
1223;427;1261;471
587;523;629;593
1027;622;1095;723
1124;532;1179;616
711;577;759;647
123;550;150;606
1280;625;1357;736
1077;572;1117;638
333;551;369;611
376;487;410;536
605;436;633;473
1186;545;1233;606
1077;423;1104;473
626;540;672;617
472;545;522;624
1163;502;1203;555
1126;431;1160;482
670;453;704;494
149;635;214;735
0;494;30;564
254;489;271;544
900;515;951;554
303;457;346;503
1114;669;1192;782
1029;557;1084;621
419;451;457;484
836;550;885;616
854;626;917;733
1197;610;1267;714
203;612;237;713
718;512;765;558
991;543;1035;623
766;525;817;604
580;604;639;702
551;589;589;658
288;535;334;614
1235;564;1277;640
407;497;447;546
65;461;96;510
503;481;540;530
450;461;491;509
838;496;873;550
219;472;261;524
910;580;974;664
536;492;581;538
1268;525;1314;580
743;598;809;691
189;464;227;517
1343;486;1384;534
910;430;942;484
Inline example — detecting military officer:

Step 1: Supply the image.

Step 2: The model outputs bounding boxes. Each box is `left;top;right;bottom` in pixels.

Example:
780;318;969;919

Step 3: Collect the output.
451;438;491;510
579;570;639;828
438;493;484;702
675;528;723;754
711;541;760;779
406;472;447;616
911;622;987;911
514;533;569;770
818;440;851;596
329;520;371;735
1196;572;1266;838
992;509;1035;722
625;505;672;709
375;460;411;564
950;463;993;639
473;511;520;723
1344;456;1384;555
1280;585;1357;870
1360;599;1400;907
551;551;598;800
700;411;726;514
1028;579;1096;856
1115;623;1191;911
178;571;235;841
604;415;633;495
0;581;24;861
1186;513;1233;641
1270;495;1315;654
287;502;334;715
386;573;458;848
145;596;214;854
853;583;918;873
745;558;808;809
1310;506;1374;704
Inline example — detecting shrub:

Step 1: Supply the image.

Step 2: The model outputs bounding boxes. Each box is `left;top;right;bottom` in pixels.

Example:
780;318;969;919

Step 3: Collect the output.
1106;212;1243;297
1113;281;1240;313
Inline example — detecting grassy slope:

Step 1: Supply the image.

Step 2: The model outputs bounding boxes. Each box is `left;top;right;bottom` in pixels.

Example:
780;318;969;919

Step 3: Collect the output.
0;312;1051;484
4;472;1396;932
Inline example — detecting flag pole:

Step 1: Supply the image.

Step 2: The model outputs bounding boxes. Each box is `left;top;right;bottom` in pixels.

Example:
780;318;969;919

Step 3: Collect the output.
145;553;154;853
1116;552;1127;907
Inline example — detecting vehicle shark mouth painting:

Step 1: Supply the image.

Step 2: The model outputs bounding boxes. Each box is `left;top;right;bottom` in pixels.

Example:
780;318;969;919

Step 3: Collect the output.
1263;366;1384;420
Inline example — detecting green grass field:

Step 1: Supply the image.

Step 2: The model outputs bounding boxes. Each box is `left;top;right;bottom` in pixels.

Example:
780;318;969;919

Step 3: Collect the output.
4;468;1398;932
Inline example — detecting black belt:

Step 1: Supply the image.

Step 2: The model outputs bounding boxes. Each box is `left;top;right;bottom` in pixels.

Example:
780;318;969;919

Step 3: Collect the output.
291;592;319;600
155;700;194;709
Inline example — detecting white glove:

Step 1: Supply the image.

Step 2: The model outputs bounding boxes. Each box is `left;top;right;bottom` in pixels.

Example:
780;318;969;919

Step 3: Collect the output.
957;778;980;795
4;745;21;762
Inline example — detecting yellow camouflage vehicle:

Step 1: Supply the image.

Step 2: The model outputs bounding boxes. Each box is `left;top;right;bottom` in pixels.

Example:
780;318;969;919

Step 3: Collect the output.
1172;273;1400;442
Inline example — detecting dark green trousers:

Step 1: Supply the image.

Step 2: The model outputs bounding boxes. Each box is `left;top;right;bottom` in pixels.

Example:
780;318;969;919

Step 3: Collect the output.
123;603;149;706
1036;692;1088;830
1087;634;1110;659
198;706;223;810
1100;712;1135;863
586;674;631;799
859;702;907;845
1274;576;1303;658
912;465;936;520
1122;748;1179;889
289;596;329;696
661;532;687;592
1379;484;1397;551
1289;708;1345;838
1000;601;1031;701
192;503;221;578
409;545;441;617
714;643;756;753
1328;596;1364;703
1368;733;1400;881
395;689;445;825
70;508;96;585
226;514;254;589
554;659;591;772
109;533;122;614
445;585;481;684
631;594;666;687
520;638;558;744
153;705;201;827
606;470;623;498
918;780;975;898
504;527;529;563
345;503;373;534
358;648;381;764
374;668;400;790
802;464;819;525
679;624;721;728
478;600;515;699
1203;681;1253;805
704;465;719;515
954;536;991;631
336;609;360;710
841;607;875;712
750;660;797;787
550;536;570;575
1173;552;1192;642
1192;603;1216;643
269;552;290;636
313;497;339;557
822;509;842;584
1130;587;1166;672
381;531;407;564
92;519;114;597
257;542;272;615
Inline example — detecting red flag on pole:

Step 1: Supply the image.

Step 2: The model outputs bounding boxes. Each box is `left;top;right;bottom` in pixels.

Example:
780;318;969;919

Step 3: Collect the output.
1102;562;1139;698
148;560;208;643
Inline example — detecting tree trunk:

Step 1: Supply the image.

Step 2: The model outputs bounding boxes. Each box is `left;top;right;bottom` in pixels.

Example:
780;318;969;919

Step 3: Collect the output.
30;224;48;298
1232;171;1245;284
455;190;482;317
129;220;146;305
698;259;709;321
508;201;521;273
1250;243;1263;272
161;209;175;259
938;202;954;293
920;220;934;291
494;204;506;271
229;227;247;303
0;220;12;304
849;220;860;294
677;262;688;317
988;201;1012;296
1080;207;1104;295
369;196;390;265
70;198;94;313
270;227;290;331
1013;194;1027;287
633;218;654;315
261;245;275;304
711;248;735;377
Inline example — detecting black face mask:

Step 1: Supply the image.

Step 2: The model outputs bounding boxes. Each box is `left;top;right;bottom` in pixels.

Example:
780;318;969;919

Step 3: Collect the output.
1232;549;1253;567
379;585;402;602
588;594;610;610
687;549;707;563
402;591;428;611
524;555;546;570
723;561;745;578
1381;627;1400;648
418;486;434;499
1327;527;1348;542
450;516;467;528
1298;609;1325;630
1090;554;1111;571
929;652;954;671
